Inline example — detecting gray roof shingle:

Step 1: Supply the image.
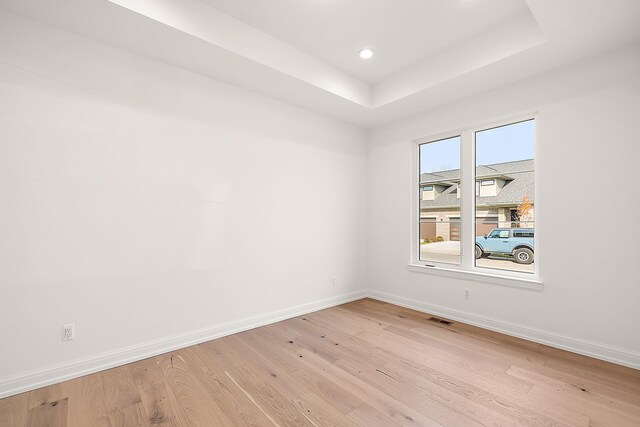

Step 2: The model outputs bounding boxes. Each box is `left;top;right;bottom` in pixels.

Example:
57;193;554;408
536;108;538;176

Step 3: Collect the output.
420;160;534;209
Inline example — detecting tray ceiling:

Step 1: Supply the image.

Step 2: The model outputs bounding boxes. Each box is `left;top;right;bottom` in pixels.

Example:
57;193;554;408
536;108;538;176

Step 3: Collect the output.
1;0;639;127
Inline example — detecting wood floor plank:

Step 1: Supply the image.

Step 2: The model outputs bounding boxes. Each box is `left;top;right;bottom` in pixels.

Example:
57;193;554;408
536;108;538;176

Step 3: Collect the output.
237;327;363;415
289;391;361;427
105;401;147;427
216;335;355;427
0;392;29;427
128;357;184;426
26;383;69;410
179;345;277;426
221;334;360;426
66;373;110;427
198;339;317;427
101;364;143;416
26;397;68;427
155;351;233;426
348;403;403;427
2;299;639;427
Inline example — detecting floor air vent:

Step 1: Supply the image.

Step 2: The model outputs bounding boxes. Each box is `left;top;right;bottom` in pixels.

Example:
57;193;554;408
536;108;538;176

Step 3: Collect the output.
427;316;453;326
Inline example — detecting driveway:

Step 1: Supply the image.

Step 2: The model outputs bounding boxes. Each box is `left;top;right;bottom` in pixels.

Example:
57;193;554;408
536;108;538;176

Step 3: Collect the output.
420;241;534;273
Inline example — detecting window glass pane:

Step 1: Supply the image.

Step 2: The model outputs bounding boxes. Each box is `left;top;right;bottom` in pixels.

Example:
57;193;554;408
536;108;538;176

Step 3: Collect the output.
419;136;461;265
475;120;535;273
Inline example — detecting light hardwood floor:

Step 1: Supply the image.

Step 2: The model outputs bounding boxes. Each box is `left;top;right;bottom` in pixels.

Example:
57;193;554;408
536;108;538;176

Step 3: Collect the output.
1;298;639;426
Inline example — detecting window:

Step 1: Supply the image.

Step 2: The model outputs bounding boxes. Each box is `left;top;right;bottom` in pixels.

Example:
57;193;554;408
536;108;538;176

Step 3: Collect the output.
486;229;509;238
418;136;460;265
413;117;537;283
475;119;535;274
513;231;534;238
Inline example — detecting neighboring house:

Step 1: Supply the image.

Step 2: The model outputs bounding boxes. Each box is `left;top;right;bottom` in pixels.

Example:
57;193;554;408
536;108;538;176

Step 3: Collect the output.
420;159;534;241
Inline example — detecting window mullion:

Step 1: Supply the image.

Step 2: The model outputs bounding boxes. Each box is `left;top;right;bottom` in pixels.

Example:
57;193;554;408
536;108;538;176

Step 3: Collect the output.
460;130;475;270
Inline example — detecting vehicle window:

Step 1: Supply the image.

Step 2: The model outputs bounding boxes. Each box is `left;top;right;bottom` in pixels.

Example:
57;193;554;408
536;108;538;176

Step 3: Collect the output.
499;230;509;238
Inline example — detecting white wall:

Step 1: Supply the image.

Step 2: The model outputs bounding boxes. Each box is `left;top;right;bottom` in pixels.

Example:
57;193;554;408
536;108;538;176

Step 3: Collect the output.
367;44;640;366
0;12;366;390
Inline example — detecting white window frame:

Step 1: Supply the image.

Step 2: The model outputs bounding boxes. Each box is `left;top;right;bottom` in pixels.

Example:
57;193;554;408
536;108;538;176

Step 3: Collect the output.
408;114;542;290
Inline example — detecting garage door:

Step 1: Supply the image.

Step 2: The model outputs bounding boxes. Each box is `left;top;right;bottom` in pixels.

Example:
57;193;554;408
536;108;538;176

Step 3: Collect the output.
450;217;460;241
476;216;498;237
420;219;436;240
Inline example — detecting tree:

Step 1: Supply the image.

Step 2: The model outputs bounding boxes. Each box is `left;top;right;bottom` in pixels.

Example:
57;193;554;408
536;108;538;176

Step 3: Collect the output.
517;195;533;226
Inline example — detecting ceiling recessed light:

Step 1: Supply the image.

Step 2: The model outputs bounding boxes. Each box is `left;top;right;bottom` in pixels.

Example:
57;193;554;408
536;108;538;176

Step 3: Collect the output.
358;48;374;60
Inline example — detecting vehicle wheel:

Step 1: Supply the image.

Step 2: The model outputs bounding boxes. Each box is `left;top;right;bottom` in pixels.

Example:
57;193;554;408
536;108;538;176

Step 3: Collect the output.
513;248;534;264
475;245;483;259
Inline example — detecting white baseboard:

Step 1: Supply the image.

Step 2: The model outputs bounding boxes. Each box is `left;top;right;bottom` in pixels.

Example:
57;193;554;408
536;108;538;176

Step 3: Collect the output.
0;290;367;399
2;288;638;399
366;289;640;370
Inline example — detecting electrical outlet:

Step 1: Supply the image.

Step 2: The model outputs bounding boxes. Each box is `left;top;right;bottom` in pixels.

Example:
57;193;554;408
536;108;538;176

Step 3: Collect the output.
332;277;337;286
464;288;470;299
62;324;75;341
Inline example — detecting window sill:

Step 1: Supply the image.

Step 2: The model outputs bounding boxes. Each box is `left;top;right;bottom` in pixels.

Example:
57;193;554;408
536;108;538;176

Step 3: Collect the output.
406;264;543;291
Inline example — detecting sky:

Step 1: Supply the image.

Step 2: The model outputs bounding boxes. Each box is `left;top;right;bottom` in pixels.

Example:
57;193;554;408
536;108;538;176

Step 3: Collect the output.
420;119;535;173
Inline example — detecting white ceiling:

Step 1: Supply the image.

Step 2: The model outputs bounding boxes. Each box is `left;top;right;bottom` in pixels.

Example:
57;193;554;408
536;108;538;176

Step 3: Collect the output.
200;0;531;84
1;0;640;128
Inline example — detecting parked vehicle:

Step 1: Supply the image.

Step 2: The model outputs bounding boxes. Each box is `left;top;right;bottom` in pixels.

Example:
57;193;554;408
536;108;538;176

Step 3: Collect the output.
475;228;534;264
